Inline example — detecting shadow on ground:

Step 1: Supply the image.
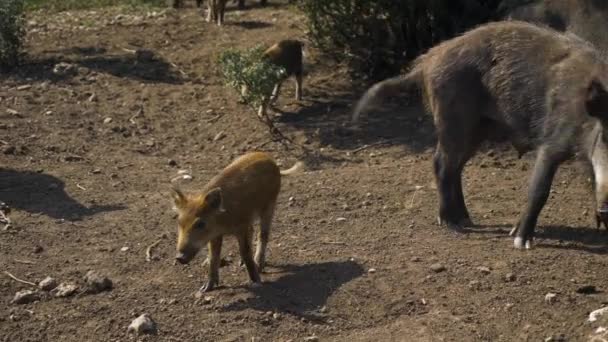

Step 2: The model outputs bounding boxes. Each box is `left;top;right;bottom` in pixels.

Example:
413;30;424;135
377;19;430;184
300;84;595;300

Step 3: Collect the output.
221;260;364;320
0;168;126;221
274;84;437;156
4;47;184;84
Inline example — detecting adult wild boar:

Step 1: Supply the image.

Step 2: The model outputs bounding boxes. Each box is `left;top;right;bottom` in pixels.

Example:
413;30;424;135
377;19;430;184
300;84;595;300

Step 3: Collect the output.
352;21;608;249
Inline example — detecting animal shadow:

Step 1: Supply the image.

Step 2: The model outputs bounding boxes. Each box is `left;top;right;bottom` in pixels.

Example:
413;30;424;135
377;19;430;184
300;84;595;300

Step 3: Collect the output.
221;260;364;320
6;46;184;84
228;20;273;29
0;168;125;221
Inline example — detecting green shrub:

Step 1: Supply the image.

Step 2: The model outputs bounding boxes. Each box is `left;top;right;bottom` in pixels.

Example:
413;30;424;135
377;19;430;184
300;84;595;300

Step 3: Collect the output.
300;0;522;80
218;46;286;112
0;0;25;70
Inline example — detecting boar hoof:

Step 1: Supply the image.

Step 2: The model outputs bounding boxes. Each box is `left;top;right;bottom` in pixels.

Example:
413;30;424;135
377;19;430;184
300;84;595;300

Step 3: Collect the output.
459;217;474;227
513;237;533;250
199;281;217;293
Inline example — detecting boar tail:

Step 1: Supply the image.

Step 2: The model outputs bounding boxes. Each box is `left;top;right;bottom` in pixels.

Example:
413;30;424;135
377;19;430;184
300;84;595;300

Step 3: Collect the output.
280;161;304;176
351;64;423;123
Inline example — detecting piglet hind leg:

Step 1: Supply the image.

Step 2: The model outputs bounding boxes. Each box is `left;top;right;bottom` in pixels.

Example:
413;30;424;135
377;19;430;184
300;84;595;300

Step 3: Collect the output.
513;146;565;249
237;228;262;286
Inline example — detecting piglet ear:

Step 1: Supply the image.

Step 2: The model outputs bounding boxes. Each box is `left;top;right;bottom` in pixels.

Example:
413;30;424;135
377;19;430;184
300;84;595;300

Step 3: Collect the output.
170;186;186;210
586;80;608;119
204;187;225;213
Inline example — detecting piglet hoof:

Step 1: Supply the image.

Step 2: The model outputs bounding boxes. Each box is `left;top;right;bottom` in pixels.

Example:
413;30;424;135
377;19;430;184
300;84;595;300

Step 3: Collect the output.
199;280;217;293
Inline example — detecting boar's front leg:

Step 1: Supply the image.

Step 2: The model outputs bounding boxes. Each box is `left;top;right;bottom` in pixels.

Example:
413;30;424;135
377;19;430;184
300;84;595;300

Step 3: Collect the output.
200;237;223;292
513;146;566;249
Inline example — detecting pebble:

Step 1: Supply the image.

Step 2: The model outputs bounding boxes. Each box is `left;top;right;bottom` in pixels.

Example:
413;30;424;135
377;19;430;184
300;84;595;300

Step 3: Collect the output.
368;268;377;274
545;292;558;304
84;271;113;294
11;290;39;304
39;277;58;291
33;245;44;254
411;256;421;262
120;247;129;252
430;263;446;273
103;117;113;124
53;283;78;298
504;273;516;282
477;266;491;274
128;314;157;335
168;159;177;167
303;336;319;342
336;217;347;222
589;306;608;322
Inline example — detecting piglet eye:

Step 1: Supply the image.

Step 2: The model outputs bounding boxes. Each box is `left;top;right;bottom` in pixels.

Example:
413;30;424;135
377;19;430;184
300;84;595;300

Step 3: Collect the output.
194;220;206;230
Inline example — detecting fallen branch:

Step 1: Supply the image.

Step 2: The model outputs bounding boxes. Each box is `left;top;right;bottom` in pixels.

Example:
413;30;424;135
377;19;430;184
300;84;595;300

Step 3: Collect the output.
13;259;35;265
76;183;87;191
146;239;163;262
350;139;394;154
4;271;36;286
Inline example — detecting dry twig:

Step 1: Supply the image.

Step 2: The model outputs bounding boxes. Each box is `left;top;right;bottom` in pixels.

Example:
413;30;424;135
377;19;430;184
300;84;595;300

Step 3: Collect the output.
4;271;36;286
146;239;163;262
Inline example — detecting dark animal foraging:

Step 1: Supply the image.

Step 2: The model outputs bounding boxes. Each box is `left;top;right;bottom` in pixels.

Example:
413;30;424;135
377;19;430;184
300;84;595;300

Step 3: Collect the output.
352;21;608;249
255;39;304;117
207;0;228;26
171;152;303;292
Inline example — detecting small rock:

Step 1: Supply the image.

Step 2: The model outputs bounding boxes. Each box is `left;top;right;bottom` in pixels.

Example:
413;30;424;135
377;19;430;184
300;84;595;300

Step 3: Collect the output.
92;169;102;174
589;306;608;322
477;266;491;274
168;159;177;167
33;245;44;254
576;285;598;294
84;271;113;294
53;62;77;76
368;268;377;274
430;263;446;273
336;217;347;222
128;314;157;335
505;273;516;282
39;277;58;291
545;292;558;304
411;257;421;262
272;312;280;320
103;117;113;124
120;247;129;252
11;290;39;304
53;283;78;298
303;336;319;342
6;108;19;115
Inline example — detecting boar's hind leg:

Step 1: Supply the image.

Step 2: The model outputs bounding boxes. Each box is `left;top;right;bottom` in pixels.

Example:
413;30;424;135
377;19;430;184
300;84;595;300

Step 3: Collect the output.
513;146;566;249
255;203;275;272
434;140;477;231
200;237;223;292
238;228;262;284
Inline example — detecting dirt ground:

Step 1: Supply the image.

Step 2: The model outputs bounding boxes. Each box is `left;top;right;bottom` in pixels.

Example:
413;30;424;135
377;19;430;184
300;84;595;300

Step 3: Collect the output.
2;2;608;341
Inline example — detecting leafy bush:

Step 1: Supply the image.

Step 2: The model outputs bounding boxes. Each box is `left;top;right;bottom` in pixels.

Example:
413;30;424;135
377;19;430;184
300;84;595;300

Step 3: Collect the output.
218;46;286;112
0;0;25;70
300;0;524;80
